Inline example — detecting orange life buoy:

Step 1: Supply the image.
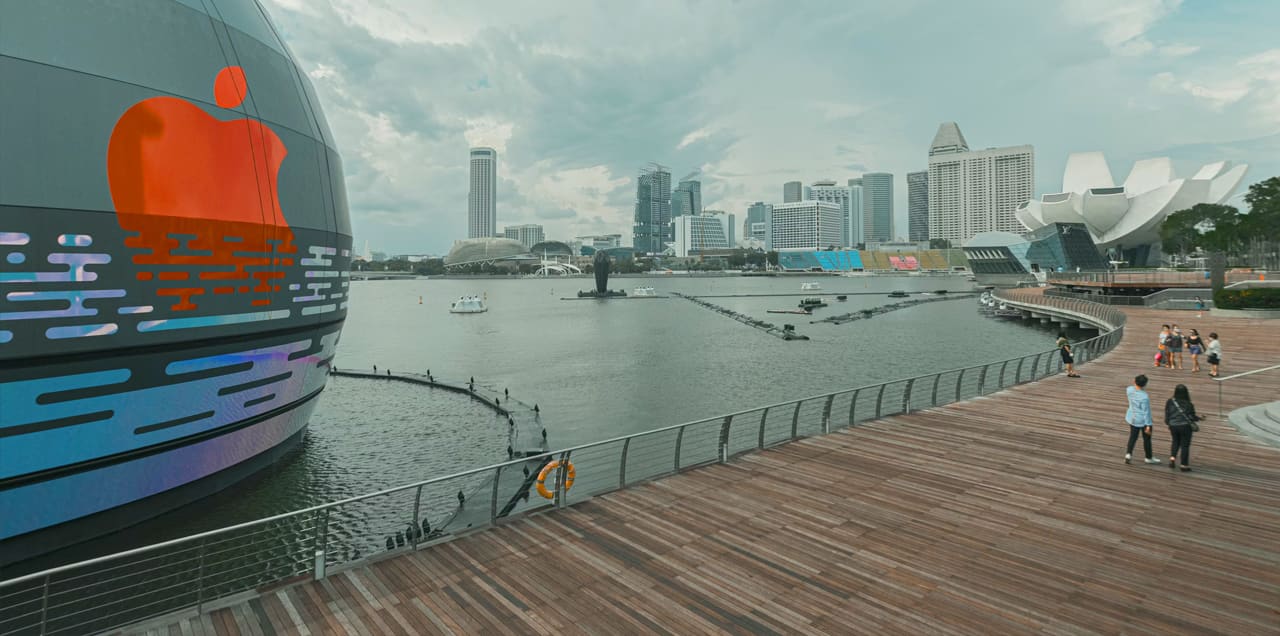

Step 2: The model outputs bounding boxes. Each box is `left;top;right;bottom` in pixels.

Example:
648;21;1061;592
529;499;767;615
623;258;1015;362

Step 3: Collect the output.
535;460;576;499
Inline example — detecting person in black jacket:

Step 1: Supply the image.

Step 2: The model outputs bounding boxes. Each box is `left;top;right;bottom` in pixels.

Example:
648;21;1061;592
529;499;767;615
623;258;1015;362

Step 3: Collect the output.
1165;384;1200;472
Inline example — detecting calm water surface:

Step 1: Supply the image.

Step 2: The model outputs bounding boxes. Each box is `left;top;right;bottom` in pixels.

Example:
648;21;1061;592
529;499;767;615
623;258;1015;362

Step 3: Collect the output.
32;275;1093;567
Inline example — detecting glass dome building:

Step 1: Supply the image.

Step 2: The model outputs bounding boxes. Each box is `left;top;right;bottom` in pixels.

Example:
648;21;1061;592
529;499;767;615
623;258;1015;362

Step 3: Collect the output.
0;1;351;565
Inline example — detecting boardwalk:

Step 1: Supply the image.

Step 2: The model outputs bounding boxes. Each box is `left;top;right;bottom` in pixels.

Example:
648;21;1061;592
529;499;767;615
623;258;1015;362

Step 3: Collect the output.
124;292;1280;635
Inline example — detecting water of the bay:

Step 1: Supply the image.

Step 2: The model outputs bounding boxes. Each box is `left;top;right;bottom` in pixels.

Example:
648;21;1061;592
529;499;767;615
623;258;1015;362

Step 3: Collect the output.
30;274;1094;569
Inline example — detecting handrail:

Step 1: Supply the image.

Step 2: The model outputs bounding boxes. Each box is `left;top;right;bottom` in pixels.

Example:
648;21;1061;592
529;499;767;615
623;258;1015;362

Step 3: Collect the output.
1212;362;1280;416
0;292;1127;636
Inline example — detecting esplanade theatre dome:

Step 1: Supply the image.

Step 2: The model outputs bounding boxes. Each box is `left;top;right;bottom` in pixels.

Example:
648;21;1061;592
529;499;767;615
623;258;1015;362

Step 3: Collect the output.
445;238;535;266
0;0;352;563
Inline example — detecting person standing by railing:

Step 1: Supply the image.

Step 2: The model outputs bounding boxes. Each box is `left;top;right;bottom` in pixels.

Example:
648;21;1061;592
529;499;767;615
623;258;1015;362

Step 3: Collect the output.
1057;331;1079;378
1164;384;1200;472
1206;333;1222;377
1125;374;1160;464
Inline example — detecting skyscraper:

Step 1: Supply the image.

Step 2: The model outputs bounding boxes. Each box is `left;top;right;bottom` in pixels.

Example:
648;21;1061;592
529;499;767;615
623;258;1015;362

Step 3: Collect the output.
744;201;772;242
632;164;672;254
671;178;701;218
467;147;497;238
927;122;1034;244
770;201;843;250
861;173;894;242
502;224;545;248
783;181;804;203
907;171;929;242
808;180;862;248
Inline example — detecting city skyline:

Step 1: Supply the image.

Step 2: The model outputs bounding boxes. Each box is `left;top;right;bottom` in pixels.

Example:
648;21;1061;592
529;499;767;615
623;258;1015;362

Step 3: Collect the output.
264;0;1280;254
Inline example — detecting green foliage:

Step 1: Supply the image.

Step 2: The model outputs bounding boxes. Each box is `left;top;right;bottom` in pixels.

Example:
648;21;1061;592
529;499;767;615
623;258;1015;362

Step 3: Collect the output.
1242;176;1280;242
1214;287;1280;309
1160;203;1241;256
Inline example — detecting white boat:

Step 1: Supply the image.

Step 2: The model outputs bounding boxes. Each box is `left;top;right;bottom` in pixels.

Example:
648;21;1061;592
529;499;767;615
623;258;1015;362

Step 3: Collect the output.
801;282;822;291
632;286;657;297
449;296;488;314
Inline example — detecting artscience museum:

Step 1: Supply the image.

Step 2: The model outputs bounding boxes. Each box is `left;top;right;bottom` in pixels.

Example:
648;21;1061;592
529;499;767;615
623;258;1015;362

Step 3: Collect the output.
1014;152;1248;266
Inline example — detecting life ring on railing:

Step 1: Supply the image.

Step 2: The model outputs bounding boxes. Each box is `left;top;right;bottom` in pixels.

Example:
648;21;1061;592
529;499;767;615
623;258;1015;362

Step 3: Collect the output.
535;460;576;499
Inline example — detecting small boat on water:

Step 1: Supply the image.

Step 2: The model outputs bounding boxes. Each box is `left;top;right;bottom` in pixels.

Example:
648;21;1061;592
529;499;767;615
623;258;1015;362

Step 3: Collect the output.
449;296;488;313
888;290;909;298
801;282;822;291
768;308;812;315
632;286;658;297
799;297;827;309
836;295;848;301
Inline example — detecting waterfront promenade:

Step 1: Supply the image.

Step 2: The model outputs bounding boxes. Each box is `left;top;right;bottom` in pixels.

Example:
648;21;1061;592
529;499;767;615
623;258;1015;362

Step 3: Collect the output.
124;291;1279;635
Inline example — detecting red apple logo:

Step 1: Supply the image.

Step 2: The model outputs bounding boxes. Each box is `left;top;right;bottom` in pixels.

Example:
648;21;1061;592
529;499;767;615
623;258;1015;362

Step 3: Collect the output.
107;66;295;311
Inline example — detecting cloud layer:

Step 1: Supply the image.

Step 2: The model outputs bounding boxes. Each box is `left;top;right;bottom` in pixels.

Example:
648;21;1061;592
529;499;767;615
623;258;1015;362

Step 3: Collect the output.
262;0;1280;254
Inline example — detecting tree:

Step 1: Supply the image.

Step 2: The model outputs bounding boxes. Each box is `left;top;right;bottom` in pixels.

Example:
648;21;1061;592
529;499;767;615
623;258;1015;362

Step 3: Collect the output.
765;251;779;267
929;238;952;249
1243;176;1280;242
1160;203;1241;258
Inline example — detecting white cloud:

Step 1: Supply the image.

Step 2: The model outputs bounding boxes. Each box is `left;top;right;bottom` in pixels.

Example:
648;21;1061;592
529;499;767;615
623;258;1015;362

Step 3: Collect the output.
1061;0;1182;56
677;128;713;150
1158;43;1200;58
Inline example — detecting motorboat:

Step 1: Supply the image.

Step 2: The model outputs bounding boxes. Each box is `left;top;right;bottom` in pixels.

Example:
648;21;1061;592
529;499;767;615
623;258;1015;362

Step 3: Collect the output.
768;308;812;315
801;282;822;291
836;295;848;301
798;297;827;309
449;296;488;313
888;290;909;298
632;286;658;297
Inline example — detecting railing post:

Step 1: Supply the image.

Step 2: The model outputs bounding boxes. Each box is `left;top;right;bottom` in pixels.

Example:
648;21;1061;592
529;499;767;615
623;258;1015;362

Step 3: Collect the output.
196;537;207;613
411;485;423;548
312;509;328;580
976;365;988;395
619;438;630;487
822;395;834;434
954;368;965;401
554;451;571;508
1217;380;1223;417
1015;356;1026;383
874;383;887;418
757;408;769;448
674;425;686;471
902;379;914;413
790;401;802;439
718;416;732;463
38;573;49;636
488;468;501;525
998;360;1009;389
930;373;941;406
848;389;860;426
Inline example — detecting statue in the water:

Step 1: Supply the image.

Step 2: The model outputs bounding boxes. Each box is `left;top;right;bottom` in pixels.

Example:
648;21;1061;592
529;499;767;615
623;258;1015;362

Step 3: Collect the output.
593;250;611;294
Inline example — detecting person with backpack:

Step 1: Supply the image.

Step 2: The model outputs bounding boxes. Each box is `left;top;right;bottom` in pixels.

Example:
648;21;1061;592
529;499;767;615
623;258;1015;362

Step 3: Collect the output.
1165;384;1201;472
1056;331;1079;378
1125;375;1160;464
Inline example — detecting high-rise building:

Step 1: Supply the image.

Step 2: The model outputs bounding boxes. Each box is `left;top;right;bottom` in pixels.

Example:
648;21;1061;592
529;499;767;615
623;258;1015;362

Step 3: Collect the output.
861;173;894;242
744;202;772;242
927;122;1034;244
808;180;863;248
502;224;545;248
783;181;804;203
632;164;672;254
769;201;843;250
576;234;623;250
467;147;497;238
907;171;929;242
671;178;702;219
672;212;736;257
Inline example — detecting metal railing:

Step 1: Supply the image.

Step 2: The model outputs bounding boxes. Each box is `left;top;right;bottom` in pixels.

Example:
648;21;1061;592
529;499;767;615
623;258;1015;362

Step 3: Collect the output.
1213;363;1280;416
1043;287;1213;309
1047;270;1261;286
0;294;1125;636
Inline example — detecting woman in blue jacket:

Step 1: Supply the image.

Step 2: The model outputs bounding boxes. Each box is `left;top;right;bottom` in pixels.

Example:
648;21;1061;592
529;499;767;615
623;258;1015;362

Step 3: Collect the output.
1125;375;1160;464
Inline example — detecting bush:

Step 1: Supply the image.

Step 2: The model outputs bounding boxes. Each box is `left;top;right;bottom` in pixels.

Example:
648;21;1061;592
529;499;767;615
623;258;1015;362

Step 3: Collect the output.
1214;287;1280;309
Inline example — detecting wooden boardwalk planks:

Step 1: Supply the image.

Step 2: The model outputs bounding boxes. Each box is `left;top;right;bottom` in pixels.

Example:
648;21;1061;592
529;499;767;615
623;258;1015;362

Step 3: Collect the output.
120;295;1280;635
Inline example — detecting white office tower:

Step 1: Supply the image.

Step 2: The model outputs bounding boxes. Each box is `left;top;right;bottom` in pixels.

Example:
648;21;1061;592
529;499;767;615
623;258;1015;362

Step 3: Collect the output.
770;201;843;250
808;180;862;247
502;224;545;248
927;122;1034;244
672;213;736;257
468;147;498;238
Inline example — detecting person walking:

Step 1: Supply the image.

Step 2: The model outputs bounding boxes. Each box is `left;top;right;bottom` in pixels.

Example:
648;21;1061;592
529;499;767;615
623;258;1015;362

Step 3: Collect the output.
1194;296;1205;318
1168;325;1184;370
1206;332;1222;377
1125;375;1160;464
1057;331;1079;377
1185;329;1204;373
1156;325;1170;368
1164;384;1200;472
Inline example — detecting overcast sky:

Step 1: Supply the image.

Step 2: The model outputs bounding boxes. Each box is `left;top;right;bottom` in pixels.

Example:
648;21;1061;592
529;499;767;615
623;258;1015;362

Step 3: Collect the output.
263;0;1280;255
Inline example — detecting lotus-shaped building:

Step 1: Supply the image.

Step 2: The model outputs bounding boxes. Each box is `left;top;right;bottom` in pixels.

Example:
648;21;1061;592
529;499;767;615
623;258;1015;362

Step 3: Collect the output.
1015;153;1247;265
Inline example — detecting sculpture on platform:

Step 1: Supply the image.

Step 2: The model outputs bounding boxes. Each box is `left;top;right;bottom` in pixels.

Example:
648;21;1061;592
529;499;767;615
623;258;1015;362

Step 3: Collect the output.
593;250;611;294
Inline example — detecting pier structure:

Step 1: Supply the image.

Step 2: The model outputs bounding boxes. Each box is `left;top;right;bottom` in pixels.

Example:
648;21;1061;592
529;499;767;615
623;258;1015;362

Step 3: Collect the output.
4;292;1278;635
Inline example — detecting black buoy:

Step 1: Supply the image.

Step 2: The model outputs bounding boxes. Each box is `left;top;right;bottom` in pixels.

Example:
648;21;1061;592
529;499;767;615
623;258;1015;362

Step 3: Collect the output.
504;388;509;397
385;536;395;551
541;429;547;439
533;404;539;413
469;376;474;384
508;416;514;427
457;490;465;506
421;518;431;535
373;364;377;373
395;531;405;547
507;445;513;458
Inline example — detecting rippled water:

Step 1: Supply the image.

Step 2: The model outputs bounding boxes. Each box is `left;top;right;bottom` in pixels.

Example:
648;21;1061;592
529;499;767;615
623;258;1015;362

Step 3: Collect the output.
29;275;1093;569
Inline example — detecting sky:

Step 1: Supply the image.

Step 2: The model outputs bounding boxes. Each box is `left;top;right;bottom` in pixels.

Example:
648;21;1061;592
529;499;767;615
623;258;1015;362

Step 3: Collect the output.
262;0;1280;256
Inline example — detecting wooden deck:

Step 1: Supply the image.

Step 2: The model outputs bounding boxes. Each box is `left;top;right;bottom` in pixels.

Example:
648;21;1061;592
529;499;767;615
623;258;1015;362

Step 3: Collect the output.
123;294;1280;635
